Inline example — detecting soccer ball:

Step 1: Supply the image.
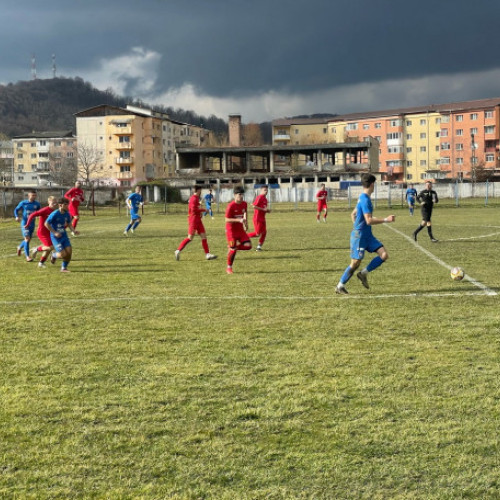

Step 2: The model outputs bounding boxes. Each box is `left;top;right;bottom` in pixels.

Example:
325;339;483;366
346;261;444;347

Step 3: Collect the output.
450;267;465;281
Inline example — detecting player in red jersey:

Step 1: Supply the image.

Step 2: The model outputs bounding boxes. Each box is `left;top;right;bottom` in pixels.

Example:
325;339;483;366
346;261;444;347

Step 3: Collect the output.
316;183;328;222
225;186;252;274
24;195;58;268
175;186;217;261
248;185;270;251
64;180;85;235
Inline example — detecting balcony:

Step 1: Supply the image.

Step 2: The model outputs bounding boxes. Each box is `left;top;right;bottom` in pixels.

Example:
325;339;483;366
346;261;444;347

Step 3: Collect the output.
37;144;49;153
274;134;291;141
112;125;132;135
116;156;134;165
117;171;133;179
116;142;133;150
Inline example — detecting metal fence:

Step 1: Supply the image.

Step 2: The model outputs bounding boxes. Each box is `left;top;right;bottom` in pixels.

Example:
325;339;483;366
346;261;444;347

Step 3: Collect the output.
2;181;500;219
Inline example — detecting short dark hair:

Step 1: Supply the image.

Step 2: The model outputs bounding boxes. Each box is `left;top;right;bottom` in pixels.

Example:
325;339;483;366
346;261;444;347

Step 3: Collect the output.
28;190;37;194
234;186;245;195
361;173;376;188
58;197;68;204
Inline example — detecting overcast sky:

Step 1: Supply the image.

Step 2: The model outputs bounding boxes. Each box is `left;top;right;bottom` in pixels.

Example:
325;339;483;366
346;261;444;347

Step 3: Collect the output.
3;0;500;123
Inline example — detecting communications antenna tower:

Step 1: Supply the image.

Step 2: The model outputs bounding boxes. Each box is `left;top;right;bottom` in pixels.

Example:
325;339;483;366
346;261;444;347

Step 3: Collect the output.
52;54;57;78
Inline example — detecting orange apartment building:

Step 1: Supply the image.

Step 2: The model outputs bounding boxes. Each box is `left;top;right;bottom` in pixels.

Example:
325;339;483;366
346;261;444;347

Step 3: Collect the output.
272;97;500;183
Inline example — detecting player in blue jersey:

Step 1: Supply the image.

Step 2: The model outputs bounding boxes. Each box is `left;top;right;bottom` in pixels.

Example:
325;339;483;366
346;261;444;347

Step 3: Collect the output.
14;190;41;262
203;189;214;218
124;186;144;235
336;173;396;294
45;198;74;273
405;184;418;215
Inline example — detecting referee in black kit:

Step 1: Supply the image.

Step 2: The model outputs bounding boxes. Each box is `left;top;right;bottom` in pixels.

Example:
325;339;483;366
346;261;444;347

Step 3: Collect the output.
413;181;439;243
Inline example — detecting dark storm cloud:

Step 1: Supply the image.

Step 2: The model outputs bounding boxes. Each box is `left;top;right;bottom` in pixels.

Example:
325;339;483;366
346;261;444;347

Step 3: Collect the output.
2;0;500;112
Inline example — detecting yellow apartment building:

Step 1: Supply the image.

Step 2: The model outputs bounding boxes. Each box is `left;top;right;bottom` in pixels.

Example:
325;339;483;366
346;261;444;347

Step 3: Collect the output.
12;131;76;187
272;97;500;183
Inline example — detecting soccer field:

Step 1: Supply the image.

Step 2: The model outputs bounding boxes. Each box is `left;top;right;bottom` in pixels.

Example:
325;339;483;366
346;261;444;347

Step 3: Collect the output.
1;205;499;498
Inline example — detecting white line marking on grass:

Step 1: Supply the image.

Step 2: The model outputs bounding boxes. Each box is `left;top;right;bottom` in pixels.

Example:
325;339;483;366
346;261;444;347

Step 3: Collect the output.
386;224;497;296
0;290;497;307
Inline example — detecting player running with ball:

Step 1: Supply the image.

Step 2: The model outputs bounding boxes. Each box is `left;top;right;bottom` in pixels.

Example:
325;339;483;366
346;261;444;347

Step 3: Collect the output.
336;173;395;294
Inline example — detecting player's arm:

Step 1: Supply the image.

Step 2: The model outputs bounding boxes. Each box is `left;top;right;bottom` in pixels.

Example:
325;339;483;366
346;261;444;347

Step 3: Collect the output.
25;209;41;228
64;189;73;202
364;213;395;225
433;191;439;204
44;220;60;238
350;207;357;223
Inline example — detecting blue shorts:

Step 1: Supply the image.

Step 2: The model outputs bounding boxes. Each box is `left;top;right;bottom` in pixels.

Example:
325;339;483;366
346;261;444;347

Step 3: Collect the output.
407;196;415;205
22;225;34;238
130;211;141;221
51;233;71;253
350;230;383;260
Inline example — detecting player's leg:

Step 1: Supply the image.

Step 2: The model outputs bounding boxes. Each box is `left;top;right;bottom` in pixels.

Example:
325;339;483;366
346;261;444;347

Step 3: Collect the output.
131;215;142;232
124;216;134;235
322;207;327;222
175;233;194;260
199;231;217;260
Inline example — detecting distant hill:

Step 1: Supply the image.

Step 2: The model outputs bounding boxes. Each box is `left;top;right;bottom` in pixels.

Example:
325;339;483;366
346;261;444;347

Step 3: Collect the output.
0;77;230;139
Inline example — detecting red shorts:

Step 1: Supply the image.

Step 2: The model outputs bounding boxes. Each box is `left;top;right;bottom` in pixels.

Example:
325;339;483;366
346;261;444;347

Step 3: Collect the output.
317;202;327;211
252;219;266;235
226;227;249;248
37;230;52;247
69;204;80;218
188;217;206;235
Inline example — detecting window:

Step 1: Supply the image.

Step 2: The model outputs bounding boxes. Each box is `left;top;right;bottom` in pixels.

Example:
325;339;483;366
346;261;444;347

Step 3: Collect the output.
323;128;327;134
390;119;402;127
420;119;426;125
294;129;299;134
420;160;427;166
456;143;463;151
470;128;478;135
456;157;464;165
388;146;404;153
456;129;463;136
420;146;427;152
471;156;478;165
119;136;131;143
470;113;478;120
39;140;46;146
406;134;412;140
485;125;495;134
435;117;441;124
30;153;36;159
375;123;381;129
441;115;450;123
16;142;23;148
441;143;450;150
436;132;441;138
456;115;463;122
18;165;24;172
17;153;23;159
485;110;494;118
486;153;495;162
407;161;413;167
407;173;413;179
386;132;402;140
66;152;74;158
346;122;358;131
375;136;382;143
54;141;62;147
386;160;403;167
31;164;37;171
363;124;369;130
406;120;412;126
38;153;48;158
407;147;412;153
66;140;74;147
420;133;427;139
441;129;448;137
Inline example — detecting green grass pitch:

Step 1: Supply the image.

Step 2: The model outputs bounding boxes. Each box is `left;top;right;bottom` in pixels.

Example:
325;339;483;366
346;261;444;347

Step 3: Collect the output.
1;203;499;498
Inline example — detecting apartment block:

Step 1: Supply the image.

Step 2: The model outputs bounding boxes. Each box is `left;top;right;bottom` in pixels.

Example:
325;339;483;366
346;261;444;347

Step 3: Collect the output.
75;105;209;186
12;131;76;187
272;97;500;183
0;140;14;185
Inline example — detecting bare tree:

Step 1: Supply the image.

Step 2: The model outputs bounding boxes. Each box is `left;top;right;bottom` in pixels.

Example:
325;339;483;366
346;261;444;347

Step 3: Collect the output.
48;154;78;186
77;142;104;184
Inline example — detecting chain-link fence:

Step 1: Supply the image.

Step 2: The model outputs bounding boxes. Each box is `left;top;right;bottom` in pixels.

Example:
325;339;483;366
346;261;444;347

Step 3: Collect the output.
2;181;500;219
